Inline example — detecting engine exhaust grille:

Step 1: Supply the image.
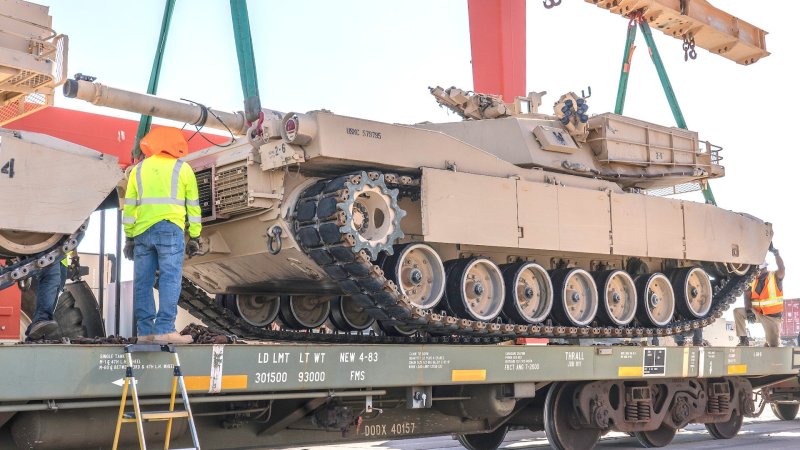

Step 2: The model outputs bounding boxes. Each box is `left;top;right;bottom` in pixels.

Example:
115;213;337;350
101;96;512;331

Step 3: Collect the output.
215;164;254;216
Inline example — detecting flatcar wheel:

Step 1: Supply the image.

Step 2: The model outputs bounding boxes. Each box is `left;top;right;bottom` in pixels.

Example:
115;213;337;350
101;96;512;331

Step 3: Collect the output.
443;257;505;321
381;243;445;310
224;294;280;327
593;269;637;326
544;382;601;450
500;262;553;324
634;423;677;448
550;268;598;327
635;273;675;327
672;267;713;318
705;411;743;439
328;296;375;331
456;426;508;450
278;295;332;329
771;402;800;420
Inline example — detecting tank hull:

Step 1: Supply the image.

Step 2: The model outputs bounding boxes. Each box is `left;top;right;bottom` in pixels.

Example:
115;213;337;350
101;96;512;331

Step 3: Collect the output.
0;129;122;257
182;111;770;297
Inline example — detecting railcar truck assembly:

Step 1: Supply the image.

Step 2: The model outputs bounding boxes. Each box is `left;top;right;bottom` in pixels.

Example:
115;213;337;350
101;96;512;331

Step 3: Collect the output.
1;1;799;449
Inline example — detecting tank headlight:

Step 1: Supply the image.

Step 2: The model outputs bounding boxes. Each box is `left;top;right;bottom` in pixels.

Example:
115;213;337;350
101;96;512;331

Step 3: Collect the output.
281;113;316;146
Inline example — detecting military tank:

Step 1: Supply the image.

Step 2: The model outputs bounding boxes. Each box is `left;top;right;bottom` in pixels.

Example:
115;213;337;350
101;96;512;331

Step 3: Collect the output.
0;129;122;291
64;79;770;342
0;1;122;292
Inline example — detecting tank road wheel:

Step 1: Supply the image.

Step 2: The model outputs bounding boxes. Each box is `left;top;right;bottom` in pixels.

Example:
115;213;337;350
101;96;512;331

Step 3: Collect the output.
593;269;637;326
456;426;509;450
634;423;678;448
635;273;675;327
771;403;800;420
705;411;744;439
500;262;553;324
337;172;405;258
443;258;505;321
550;268;598;327
328;296;375;331
672;267;713;318
0;230;64;257
380;243;445;310
278;295;332;329
377;321;418;336
544;382;601;450
224;294;280;327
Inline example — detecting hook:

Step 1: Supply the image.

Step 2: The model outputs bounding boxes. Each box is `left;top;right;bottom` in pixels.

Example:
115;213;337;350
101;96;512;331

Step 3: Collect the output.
581;86;592;99
543;0;561;9
267;226;283;255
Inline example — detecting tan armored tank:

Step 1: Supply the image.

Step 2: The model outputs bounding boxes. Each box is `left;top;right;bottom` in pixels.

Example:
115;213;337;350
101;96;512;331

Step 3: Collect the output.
65;79;770;341
0;1;123;291
0;129;122;290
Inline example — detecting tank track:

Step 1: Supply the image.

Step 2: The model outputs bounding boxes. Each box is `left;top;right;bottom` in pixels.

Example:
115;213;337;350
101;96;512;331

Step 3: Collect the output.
178;279;506;344
0;222;87;291
180;171;756;344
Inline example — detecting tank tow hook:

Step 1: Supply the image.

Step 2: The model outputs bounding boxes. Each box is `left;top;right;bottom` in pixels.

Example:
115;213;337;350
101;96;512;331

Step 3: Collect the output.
267;226;283;255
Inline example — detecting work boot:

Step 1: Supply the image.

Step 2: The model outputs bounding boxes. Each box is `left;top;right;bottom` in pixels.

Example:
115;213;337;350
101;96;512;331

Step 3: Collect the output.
25;320;62;341
737;336;750;347
151;332;194;344
136;335;155;343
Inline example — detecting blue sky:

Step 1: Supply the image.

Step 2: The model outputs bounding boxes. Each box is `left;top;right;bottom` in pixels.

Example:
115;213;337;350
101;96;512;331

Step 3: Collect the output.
44;1;799;329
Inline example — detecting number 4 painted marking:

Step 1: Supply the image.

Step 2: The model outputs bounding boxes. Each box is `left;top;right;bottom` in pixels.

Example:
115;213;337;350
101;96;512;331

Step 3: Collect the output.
1;158;14;178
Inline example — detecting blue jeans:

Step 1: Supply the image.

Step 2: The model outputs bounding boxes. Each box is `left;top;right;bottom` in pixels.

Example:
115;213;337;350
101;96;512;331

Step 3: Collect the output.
134;221;185;335
32;263;67;323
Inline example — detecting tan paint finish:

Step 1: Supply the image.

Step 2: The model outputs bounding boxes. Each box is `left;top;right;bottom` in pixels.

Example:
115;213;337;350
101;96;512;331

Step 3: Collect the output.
643;196;685;260
610;192;647;256
683;202;772;264
420;168;769;265
0;130;122;235
557;185;611;255
517;181;560;251
421;169;518;248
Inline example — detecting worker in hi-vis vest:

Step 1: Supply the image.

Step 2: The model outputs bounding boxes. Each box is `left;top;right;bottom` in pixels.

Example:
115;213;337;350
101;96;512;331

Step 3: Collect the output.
734;244;785;347
122;127;202;344
26;250;73;340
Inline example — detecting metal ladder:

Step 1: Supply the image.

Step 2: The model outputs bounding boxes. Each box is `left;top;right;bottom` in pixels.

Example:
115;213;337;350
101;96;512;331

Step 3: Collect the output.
112;343;201;450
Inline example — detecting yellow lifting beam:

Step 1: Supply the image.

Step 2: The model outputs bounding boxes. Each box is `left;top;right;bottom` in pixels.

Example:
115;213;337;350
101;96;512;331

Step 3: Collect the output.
587;0;769;65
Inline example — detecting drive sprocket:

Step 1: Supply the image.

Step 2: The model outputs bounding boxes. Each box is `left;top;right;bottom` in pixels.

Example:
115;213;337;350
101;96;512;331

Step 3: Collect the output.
336;171;405;259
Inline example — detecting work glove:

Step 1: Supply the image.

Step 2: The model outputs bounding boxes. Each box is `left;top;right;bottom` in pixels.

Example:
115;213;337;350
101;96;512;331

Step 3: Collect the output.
746;309;757;324
123;238;135;261
186;237;201;259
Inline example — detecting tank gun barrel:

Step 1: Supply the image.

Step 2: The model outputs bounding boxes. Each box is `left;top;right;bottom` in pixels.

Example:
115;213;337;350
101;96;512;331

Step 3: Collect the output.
63;79;249;135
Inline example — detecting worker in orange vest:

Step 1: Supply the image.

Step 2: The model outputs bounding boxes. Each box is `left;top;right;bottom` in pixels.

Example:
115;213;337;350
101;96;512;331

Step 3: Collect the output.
734;244;785;347
122;127;202;344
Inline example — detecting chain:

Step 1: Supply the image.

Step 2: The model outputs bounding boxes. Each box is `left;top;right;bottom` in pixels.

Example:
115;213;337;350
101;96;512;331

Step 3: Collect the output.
683;35;697;61
0;221;88;291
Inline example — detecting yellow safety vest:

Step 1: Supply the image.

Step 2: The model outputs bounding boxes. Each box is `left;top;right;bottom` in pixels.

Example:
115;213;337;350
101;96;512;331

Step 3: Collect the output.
61;250;72;267
751;272;783;315
122;154;202;238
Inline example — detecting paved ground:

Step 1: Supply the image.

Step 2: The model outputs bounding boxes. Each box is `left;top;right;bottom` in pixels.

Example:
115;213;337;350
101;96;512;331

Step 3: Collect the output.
287;408;800;450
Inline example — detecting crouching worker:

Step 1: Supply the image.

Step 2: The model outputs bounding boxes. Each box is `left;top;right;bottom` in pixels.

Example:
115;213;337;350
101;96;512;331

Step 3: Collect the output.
734;245;785;347
122;127;202;344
